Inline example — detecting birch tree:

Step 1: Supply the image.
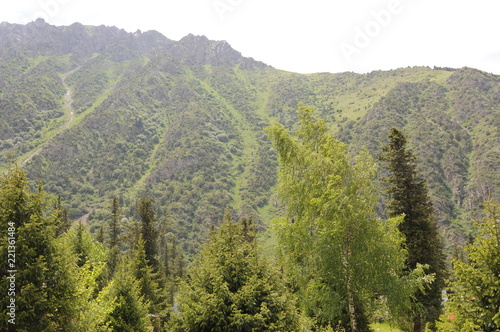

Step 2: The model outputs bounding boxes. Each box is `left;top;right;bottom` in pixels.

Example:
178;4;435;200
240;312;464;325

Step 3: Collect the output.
266;105;427;332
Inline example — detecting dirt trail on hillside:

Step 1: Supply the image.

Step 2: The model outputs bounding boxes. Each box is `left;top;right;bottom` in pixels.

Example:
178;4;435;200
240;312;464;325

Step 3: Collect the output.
21;66;80;166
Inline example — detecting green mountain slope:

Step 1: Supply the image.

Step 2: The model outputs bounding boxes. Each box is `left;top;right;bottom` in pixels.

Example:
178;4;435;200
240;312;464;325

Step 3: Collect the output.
0;20;498;254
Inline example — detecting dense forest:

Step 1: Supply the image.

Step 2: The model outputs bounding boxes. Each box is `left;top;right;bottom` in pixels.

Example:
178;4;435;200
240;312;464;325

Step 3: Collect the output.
0;20;499;331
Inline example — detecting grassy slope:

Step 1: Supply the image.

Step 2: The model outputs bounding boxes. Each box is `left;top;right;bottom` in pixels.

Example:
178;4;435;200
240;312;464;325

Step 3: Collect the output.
1;54;498;254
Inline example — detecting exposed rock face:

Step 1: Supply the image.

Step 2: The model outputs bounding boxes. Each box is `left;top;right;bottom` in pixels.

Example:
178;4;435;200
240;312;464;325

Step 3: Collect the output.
175;33;266;68
0;19;267;68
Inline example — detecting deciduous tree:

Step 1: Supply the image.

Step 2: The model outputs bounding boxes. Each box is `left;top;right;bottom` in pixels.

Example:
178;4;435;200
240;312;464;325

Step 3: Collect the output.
266;106;426;332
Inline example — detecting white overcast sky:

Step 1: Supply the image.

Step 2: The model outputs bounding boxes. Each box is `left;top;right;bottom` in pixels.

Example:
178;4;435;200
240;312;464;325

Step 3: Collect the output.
1;0;499;74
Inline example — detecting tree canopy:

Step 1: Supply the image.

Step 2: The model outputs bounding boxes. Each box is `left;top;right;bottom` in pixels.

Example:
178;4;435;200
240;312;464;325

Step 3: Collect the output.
380;127;446;331
169;211;300;331
437;200;500;332
266;105;428;331
0;165;77;330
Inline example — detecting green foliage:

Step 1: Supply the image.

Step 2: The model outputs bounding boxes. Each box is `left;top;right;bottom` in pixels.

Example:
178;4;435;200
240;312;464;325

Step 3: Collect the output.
108;196;121;249
0;59;66;165
169;211;300;331
132;237;168;318
105;264;151;332
138;197;159;268
380;128;446;328
266;106;427;331
0;165;77;330
64;59;111;114
0;22;498;284
105;196;122;277
344;70;499;251
57;223;112;331
437;200;500;332
0;47;492;259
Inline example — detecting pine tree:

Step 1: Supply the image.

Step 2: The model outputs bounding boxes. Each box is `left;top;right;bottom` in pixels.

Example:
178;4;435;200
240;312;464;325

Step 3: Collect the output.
106;264;151;332
58;223;112;331
0;165;78;330
109;196;120;249
54;194;70;236
132;236;169;328
380;127;446;331
96;225;105;243
106;196;122;277
169;211;300;332
159;232;182;310
266;106;427;332
73;222;88;267
138;197;159;269
437;200;500;332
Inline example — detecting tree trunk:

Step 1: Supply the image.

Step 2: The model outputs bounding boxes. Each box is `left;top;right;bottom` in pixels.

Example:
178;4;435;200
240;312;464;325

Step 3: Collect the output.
347;277;358;332
413;316;422;332
344;242;358;332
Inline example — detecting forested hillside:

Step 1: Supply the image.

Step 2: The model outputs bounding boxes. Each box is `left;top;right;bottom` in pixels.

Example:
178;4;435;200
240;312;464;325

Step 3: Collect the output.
0;19;498;256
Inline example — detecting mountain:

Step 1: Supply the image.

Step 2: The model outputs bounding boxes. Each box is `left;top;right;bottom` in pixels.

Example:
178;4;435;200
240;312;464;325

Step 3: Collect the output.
0;20;498;254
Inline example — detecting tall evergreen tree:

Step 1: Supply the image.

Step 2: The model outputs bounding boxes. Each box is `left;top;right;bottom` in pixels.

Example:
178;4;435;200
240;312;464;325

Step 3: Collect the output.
138;197;159;269
109;196;121;249
133;237;160;307
74;222;89;267
106;196;121;277
54;194;70;236
132;236;169;330
106;264;151;332
58;223;112;331
159;232;182;310
266;106;426;332
169;211;300;332
380;127;446;331
437;200;500;332
0;165;78;330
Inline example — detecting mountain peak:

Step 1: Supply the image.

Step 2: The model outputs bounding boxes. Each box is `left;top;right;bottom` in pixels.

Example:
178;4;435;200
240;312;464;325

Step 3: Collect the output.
176;33;266;68
180;33;210;43
0;21;266;68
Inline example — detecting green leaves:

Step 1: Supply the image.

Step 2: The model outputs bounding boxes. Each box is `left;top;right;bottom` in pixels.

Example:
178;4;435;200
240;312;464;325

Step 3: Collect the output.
267;106;428;331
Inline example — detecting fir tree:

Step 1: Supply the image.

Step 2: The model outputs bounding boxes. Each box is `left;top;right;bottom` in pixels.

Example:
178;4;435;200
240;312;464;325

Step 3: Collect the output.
138;197;159;269
132;236;169;328
106;265;151;332
169;211;300;331
109;196;120;249
437;200;500;332
54;194;70;236
380;127;446;331
58;223;111;331
0;165;78;330
106;196;122;277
